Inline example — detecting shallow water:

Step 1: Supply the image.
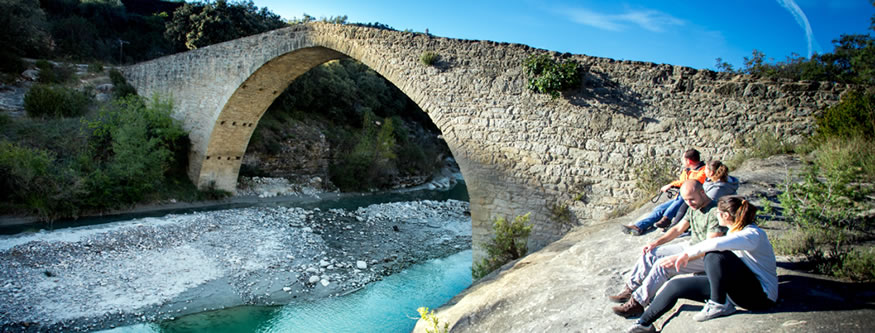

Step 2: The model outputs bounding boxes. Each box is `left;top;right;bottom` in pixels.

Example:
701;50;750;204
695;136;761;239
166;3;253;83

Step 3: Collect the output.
102;250;472;333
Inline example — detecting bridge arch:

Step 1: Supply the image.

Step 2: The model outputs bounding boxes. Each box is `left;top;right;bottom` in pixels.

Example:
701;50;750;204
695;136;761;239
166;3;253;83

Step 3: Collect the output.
122;22;847;260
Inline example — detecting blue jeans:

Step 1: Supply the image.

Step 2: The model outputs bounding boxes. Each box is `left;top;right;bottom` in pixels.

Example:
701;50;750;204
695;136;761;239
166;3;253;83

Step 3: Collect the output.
634;195;684;230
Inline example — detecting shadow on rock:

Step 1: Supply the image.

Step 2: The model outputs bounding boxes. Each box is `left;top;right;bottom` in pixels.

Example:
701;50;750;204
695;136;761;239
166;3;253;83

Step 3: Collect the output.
772;273;875;313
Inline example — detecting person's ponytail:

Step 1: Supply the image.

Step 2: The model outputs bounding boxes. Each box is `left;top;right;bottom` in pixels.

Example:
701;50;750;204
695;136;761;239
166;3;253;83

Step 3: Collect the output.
717;195;758;233
707;160;729;182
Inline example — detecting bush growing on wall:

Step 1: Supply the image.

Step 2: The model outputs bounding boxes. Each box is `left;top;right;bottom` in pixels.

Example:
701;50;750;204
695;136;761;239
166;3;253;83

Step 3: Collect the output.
523;54;581;98
420;51;439;66
472;212;533;279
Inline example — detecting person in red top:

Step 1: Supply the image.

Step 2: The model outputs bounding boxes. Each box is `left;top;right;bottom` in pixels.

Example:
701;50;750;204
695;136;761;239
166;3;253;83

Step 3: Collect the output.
622;149;707;236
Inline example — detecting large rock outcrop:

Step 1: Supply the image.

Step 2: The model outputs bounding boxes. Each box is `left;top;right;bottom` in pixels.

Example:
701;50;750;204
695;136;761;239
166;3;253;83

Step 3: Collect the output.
415;156;875;333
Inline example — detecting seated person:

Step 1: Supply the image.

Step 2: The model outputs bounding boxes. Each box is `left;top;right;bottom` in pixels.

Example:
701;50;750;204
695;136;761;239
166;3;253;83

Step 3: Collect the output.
658;160;739;230
610;180;725;318
626;195;777;333
622;149;706;236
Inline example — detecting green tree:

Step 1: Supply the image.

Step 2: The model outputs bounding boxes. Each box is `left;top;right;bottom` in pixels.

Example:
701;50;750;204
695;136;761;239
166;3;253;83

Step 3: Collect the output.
83;96;187;206
0;0;52;57
164;0;286;51
472;213;533;279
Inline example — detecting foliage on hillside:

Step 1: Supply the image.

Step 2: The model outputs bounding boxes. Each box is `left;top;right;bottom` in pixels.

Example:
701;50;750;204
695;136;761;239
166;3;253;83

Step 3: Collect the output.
164;0;286;51
776;89;875;281
0;94;217;221
0;0;288;65
247;59;450;192
715;3;875;85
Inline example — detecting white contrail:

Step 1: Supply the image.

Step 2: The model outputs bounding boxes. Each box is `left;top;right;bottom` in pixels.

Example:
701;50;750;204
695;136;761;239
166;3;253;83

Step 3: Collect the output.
776;0;817;57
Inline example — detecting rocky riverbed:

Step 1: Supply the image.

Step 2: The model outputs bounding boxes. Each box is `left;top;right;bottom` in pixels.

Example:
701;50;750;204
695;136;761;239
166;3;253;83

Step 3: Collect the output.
0;199;471;332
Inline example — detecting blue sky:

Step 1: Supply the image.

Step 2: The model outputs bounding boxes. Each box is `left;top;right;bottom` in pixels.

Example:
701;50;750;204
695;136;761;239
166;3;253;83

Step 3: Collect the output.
255;0;875;70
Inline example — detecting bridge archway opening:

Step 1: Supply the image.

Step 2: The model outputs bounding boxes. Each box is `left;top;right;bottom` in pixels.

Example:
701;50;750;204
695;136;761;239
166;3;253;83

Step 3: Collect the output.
198;46;464;197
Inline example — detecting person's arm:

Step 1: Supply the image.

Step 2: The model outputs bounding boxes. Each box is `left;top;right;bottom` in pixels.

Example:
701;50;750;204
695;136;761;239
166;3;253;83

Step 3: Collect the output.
664;169;688;190
660;183;674;192
660;251;705;269
643;219;689;253
685;228;760;258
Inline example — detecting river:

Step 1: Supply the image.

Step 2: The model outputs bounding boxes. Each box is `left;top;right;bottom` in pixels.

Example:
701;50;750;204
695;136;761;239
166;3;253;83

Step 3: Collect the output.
0;182;472;332
102;250;471;333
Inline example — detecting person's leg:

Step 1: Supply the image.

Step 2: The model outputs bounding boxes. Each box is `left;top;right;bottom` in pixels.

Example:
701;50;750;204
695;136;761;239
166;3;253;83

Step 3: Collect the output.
626;242;688;290
614;243;691;317
662;196;685;219
637;276;710;327
703;251;775;310
667;201;689;229
633;200;674;230
632;254;705;306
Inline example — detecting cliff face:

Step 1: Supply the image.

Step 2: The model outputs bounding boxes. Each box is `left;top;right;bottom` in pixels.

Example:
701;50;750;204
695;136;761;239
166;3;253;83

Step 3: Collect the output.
415;155;875;333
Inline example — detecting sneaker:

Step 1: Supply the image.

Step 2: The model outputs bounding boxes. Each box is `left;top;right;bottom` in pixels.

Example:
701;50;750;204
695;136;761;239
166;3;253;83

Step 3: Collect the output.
621;225;642;236
612;298;645;318
693;299;737;322
626;323;656;333
609;286;634;303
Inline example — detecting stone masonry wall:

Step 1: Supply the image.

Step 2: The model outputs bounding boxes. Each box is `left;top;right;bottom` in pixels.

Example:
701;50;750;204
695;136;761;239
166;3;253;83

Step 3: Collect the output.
122;23;849;261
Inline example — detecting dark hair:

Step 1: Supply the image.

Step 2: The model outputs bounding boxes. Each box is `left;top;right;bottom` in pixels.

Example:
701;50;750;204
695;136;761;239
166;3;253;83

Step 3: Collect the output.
707;160;729;182
717;195;758;232
684;149;701;163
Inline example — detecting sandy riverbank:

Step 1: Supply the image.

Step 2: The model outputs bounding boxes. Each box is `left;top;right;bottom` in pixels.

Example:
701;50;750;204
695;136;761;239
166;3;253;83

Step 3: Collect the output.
0;199;470;332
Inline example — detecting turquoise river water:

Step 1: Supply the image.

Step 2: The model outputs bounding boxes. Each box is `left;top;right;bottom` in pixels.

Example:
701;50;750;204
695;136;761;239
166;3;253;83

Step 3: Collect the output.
63;182;473;333
102;250;472;333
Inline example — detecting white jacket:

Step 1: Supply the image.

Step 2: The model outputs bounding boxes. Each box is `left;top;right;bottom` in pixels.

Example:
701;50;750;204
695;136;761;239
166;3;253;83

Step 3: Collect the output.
684;225;778;302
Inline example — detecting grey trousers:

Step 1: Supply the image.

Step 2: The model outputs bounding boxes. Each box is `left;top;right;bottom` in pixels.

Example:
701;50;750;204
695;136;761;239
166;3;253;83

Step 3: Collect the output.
625;241;706;306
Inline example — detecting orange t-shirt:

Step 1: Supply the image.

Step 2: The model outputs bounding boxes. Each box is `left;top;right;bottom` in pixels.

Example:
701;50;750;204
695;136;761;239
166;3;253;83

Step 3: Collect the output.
668;162;707;188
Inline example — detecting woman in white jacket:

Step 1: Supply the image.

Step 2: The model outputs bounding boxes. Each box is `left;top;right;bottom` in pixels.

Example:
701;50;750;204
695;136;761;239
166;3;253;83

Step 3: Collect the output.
626;195;778;333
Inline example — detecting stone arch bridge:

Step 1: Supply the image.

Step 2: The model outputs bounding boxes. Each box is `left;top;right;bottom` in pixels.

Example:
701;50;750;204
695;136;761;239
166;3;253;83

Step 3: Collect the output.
122;22;847;259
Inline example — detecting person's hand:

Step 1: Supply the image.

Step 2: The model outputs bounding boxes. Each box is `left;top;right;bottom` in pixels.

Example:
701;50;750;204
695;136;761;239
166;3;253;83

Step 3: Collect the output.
660;253;690;269
657;255;678;269
660;184;672;193
642;242;658;254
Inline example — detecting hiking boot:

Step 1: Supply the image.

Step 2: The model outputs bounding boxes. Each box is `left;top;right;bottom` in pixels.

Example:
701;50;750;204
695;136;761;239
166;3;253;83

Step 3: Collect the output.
625;323;656;333
693;299;737;322
653;216;671;229
609;286;635;303
621;225;642;236
612;298;645;318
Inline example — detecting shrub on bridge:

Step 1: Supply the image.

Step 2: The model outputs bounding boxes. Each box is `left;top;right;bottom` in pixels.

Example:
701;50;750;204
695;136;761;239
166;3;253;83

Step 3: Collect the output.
523;54;581;99
24;84;92;118
420;51;439;66
472;212;532;280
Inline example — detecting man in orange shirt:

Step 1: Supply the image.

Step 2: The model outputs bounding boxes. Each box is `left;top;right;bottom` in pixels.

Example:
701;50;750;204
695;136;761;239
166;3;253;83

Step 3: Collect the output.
621;149;706;236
